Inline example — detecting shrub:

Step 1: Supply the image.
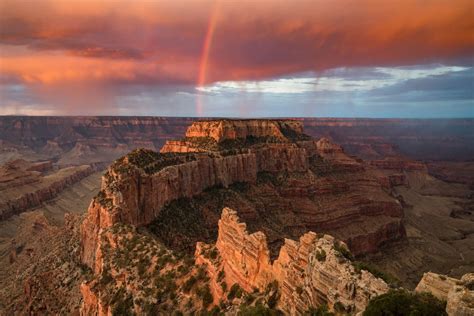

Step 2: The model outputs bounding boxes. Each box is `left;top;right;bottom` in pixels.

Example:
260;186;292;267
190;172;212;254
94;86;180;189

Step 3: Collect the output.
333;241;353;261
315;249;326;262
182;276;197;293
352;261;400;287
217;270;225;282
244;293;256;305
333;301;346;313
112;293;134;315
266;281;280;309
238;304;282;316
196;285;213;308
305;304;334;316
209;248;218;260
220;281;227;292
228;283;243;300
363;289;447;316
99;270;113;286
196;266;209;282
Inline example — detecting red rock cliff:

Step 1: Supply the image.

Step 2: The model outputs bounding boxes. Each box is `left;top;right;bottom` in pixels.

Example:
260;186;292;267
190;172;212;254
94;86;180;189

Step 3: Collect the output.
185;119;303;142
211;207;389;314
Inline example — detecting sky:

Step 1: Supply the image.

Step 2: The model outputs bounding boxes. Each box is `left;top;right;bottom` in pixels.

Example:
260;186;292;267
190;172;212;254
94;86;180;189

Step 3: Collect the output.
0;0;473;117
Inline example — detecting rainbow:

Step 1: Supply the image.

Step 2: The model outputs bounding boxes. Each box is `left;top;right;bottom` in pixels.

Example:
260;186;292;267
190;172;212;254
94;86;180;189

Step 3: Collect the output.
196;0;220;116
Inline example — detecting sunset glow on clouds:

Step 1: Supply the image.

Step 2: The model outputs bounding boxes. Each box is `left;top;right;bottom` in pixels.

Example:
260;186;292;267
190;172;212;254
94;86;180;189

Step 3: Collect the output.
0;0;473;117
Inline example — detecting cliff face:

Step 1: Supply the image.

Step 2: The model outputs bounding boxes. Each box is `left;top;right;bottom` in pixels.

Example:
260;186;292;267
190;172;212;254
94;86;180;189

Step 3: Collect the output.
416;272;474;316
79;119;409;315
209;208;389;314
2;117;472;163
0;160;104;220
81;119;405;269
185;119;303;142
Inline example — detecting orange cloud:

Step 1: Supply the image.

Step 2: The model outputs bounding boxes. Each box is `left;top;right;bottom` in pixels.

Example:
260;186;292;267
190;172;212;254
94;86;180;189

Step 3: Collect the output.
0;0;472;86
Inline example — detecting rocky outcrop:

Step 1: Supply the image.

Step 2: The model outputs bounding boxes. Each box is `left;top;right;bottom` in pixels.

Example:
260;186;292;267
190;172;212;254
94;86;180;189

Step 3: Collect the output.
160;140;206;153
185;119;303;142
212;208;389;314
0;162;104;220
81;119;405;268
216;208;273;292
415;272;459;300
369;158;427;172
416;272;474;316
81;151;259;269
254;144;308;173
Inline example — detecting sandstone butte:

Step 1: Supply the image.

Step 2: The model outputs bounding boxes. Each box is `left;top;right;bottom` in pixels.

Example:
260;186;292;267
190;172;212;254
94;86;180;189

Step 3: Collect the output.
79;119;409;314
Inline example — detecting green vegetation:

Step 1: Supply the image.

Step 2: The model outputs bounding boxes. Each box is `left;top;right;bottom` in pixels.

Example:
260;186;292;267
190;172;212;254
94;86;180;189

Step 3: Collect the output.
315;249;326;262
309;155;335;176
333;241;353;261
147;184;241;253
112;293;134;315
265;281;280;309
280;126;311;141
352;261;400;287
96;190;113;208
256;171;287;187
333;301;347;313
116;148;197;175
305;304;334;316
217;270;225;282
238;304;283;316
230;181;251;192
182;276;197;293
196;284;214;308
363;289;447;316
228;283;244;300
147;197;212;252
99;269;113;286
185;137;219;151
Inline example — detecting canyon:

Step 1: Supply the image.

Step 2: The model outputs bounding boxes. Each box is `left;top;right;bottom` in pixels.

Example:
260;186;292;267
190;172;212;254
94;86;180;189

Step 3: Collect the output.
77;119;473;314
80;120;405;271
0;117;472;315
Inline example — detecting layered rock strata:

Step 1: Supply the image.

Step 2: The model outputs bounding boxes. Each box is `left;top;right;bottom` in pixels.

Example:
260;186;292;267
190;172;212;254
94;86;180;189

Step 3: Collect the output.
81;151;259;269
416;272;474;316
81;119;405;269
185;119;304;142
207;208;389;314
0;161;104;220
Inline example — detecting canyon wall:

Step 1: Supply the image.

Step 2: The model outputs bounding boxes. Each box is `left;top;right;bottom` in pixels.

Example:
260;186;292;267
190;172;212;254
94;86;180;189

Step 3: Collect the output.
81;119;405;269
81;143;312;269
0;162;105;220
2;116;472;162
210;207;389;314
185;120;304;142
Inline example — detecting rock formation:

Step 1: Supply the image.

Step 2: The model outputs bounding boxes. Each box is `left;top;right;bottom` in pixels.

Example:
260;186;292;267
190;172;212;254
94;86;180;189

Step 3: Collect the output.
200;207;389;314
1;116;473;163
184;119;304;142
0;160;105;220
76;119;411;315
81;119;405;269
416;272;474;316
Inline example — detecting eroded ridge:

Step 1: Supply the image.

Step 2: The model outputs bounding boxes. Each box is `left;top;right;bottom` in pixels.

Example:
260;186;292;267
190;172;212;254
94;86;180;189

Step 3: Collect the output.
200;207;390;314
81;119;405;269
